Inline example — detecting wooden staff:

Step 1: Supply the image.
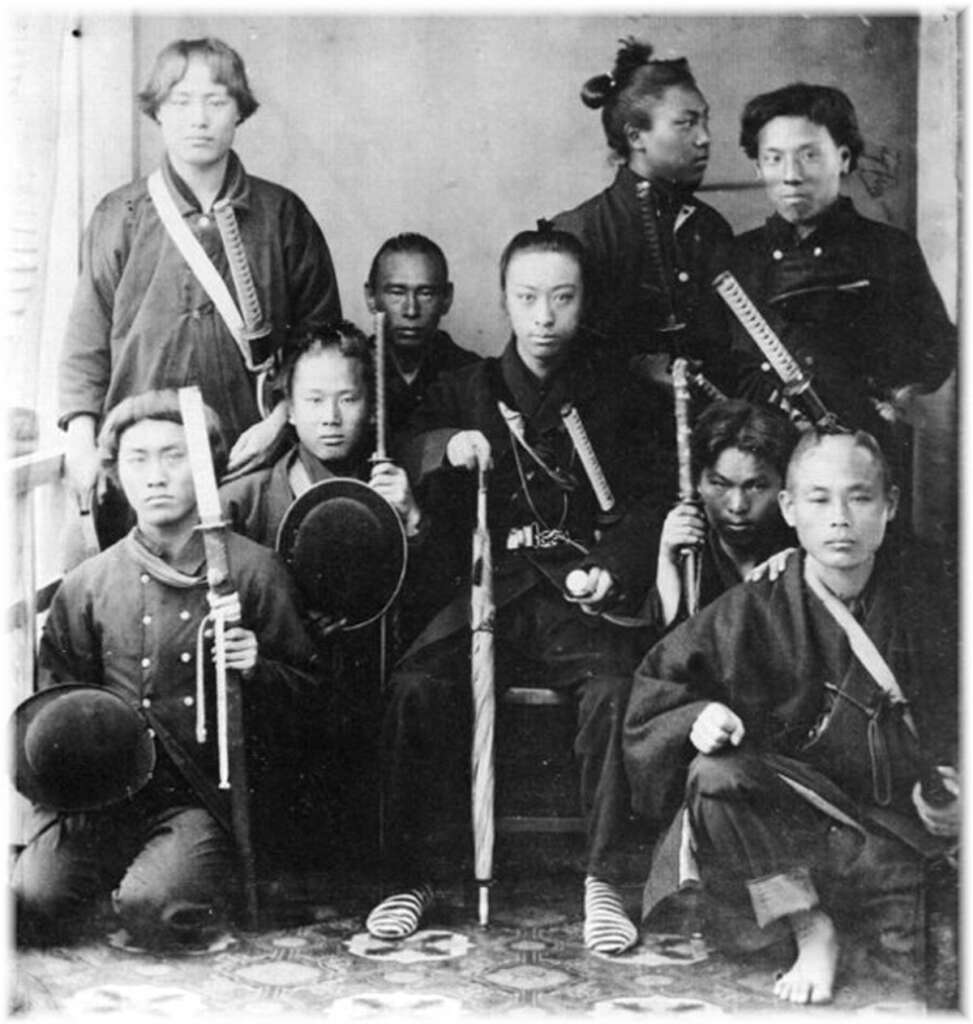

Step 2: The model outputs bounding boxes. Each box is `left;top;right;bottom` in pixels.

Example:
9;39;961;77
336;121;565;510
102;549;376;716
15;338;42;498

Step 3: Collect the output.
470;458;496;926
178;386;259;928
672;359;700;617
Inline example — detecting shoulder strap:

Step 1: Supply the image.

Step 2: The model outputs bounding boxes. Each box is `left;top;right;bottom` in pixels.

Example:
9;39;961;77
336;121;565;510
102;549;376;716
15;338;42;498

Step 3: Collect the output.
147;170;257;371
803;558;917;736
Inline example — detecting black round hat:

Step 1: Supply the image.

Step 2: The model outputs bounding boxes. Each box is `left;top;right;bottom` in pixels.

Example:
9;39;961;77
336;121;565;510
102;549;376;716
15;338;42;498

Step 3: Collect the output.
11;684;156;812
276;478;407;631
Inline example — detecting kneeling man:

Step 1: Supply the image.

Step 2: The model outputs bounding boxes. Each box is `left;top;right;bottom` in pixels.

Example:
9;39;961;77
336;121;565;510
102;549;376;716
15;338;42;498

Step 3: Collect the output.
13;390;320;949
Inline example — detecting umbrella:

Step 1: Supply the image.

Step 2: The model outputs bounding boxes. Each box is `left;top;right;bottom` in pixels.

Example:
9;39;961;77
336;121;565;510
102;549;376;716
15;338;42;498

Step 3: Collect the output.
470;458;495;926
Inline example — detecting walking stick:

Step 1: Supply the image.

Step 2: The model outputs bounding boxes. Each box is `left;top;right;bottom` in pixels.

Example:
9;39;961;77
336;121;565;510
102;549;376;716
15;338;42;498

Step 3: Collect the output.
672;359;701;617
178;386;259;929
470;458;496;926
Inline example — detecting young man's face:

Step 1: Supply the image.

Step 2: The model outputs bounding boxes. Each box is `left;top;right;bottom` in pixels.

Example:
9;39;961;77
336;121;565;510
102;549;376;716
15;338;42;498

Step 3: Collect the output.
116;418;199;534
755;115;850;226
156;55;240;174
287;347;371;465
365;251;453;352
627;85;711;187
779;434;898;576
504;250;583;372
697;447;782;554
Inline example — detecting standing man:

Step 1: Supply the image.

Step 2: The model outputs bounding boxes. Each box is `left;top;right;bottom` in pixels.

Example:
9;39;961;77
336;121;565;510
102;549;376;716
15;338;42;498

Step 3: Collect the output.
551;38;733;387
364;233;479;437
13;390;321;949
624;430;959;1004
59;37;341;524
726;83;956;500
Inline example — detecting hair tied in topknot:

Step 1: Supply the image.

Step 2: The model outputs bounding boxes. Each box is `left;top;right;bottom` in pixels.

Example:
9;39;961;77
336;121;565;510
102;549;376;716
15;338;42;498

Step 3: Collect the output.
536;218;556;235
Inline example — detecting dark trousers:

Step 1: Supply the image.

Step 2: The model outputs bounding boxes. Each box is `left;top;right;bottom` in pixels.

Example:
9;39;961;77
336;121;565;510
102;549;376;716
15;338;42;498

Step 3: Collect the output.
685;748;923;945
381;584;641;886
13;800;235;948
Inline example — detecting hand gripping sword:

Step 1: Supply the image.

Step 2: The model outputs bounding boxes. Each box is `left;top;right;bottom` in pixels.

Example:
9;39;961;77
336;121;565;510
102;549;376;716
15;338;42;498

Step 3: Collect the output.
178;386;259;928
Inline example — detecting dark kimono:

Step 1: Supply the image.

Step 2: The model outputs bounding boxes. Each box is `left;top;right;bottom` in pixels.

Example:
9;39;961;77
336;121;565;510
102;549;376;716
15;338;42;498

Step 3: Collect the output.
59;152;341;450
623;544;957;942
381;329;480;438
381;338;677;886
552;166;734;383
637;517;797;639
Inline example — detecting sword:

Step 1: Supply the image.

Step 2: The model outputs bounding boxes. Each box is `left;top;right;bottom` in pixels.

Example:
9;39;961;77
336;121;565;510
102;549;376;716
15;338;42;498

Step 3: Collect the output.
713;270;841;429
178;386;259;928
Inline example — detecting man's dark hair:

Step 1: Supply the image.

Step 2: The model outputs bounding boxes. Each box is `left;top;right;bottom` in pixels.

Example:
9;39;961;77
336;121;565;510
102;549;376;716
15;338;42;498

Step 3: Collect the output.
739;82;864;171
366;233;450;291
499;221;590;298
690;399;799;483
278;320;374;401
98;389;228;481
138;37;259;124
580;38;700;161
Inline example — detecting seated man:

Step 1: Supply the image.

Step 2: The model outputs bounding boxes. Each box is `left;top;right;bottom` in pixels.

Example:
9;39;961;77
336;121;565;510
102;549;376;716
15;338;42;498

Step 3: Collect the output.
624;429;959;1004
219;320;423;552
365;225;674;954
364;232;479;435
218;321;429;865
641;398;798;632
13;390;321;949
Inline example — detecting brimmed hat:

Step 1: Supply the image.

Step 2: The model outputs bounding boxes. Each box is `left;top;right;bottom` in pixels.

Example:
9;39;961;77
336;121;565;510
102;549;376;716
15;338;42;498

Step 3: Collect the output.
11;684;156;812
276;478;407;631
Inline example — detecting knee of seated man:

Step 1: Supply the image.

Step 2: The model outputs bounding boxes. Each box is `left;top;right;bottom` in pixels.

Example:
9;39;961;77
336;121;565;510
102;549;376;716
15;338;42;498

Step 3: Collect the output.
686;748;768;800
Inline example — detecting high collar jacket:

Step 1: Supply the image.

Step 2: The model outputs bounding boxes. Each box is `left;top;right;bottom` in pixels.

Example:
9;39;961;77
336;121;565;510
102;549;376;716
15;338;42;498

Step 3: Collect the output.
726;197;956;428
36;529;320;834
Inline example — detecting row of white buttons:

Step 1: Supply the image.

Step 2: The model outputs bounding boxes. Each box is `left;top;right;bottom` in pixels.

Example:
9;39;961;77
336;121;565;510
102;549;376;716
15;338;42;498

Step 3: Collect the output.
141;696;195;707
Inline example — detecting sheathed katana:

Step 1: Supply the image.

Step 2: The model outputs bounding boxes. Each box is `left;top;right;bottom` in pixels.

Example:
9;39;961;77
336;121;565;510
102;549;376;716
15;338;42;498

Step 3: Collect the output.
178;386;259;929
713;270;840;429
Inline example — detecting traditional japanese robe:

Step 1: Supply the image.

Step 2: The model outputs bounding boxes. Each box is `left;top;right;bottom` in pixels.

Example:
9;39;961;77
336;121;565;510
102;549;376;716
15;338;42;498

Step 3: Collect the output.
552;166;733;383
58;152;341;449
624;544;957;931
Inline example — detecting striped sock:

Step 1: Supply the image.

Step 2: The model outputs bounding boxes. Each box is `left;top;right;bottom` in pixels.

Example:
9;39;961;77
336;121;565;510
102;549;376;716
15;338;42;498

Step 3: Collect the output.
365;885;435;940
584;875;638;955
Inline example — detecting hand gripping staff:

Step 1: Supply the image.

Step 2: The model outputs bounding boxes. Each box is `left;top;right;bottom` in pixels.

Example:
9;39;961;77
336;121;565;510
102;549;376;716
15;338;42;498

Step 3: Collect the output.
470;457;496;926
713;270;841;429
178;386;259;929
672;359;701;616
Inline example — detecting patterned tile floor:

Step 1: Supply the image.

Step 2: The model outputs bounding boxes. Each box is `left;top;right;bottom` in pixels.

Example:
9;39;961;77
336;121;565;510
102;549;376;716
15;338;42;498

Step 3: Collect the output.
11;860;955;1023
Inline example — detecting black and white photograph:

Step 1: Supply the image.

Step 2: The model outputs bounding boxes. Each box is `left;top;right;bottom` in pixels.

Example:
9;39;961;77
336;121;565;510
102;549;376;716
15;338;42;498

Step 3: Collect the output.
4;6;963;1021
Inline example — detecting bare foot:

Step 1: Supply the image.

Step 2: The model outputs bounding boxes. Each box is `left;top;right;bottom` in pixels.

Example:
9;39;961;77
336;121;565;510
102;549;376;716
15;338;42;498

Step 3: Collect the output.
773;908;838;1005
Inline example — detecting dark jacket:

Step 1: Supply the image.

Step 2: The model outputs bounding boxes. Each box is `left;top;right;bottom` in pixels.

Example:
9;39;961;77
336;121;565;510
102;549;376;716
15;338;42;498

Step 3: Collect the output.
58;152;341;448
36;528;321;837
726;197;956;430
398;338;677;653
383;329;480;439
552;166;734;381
